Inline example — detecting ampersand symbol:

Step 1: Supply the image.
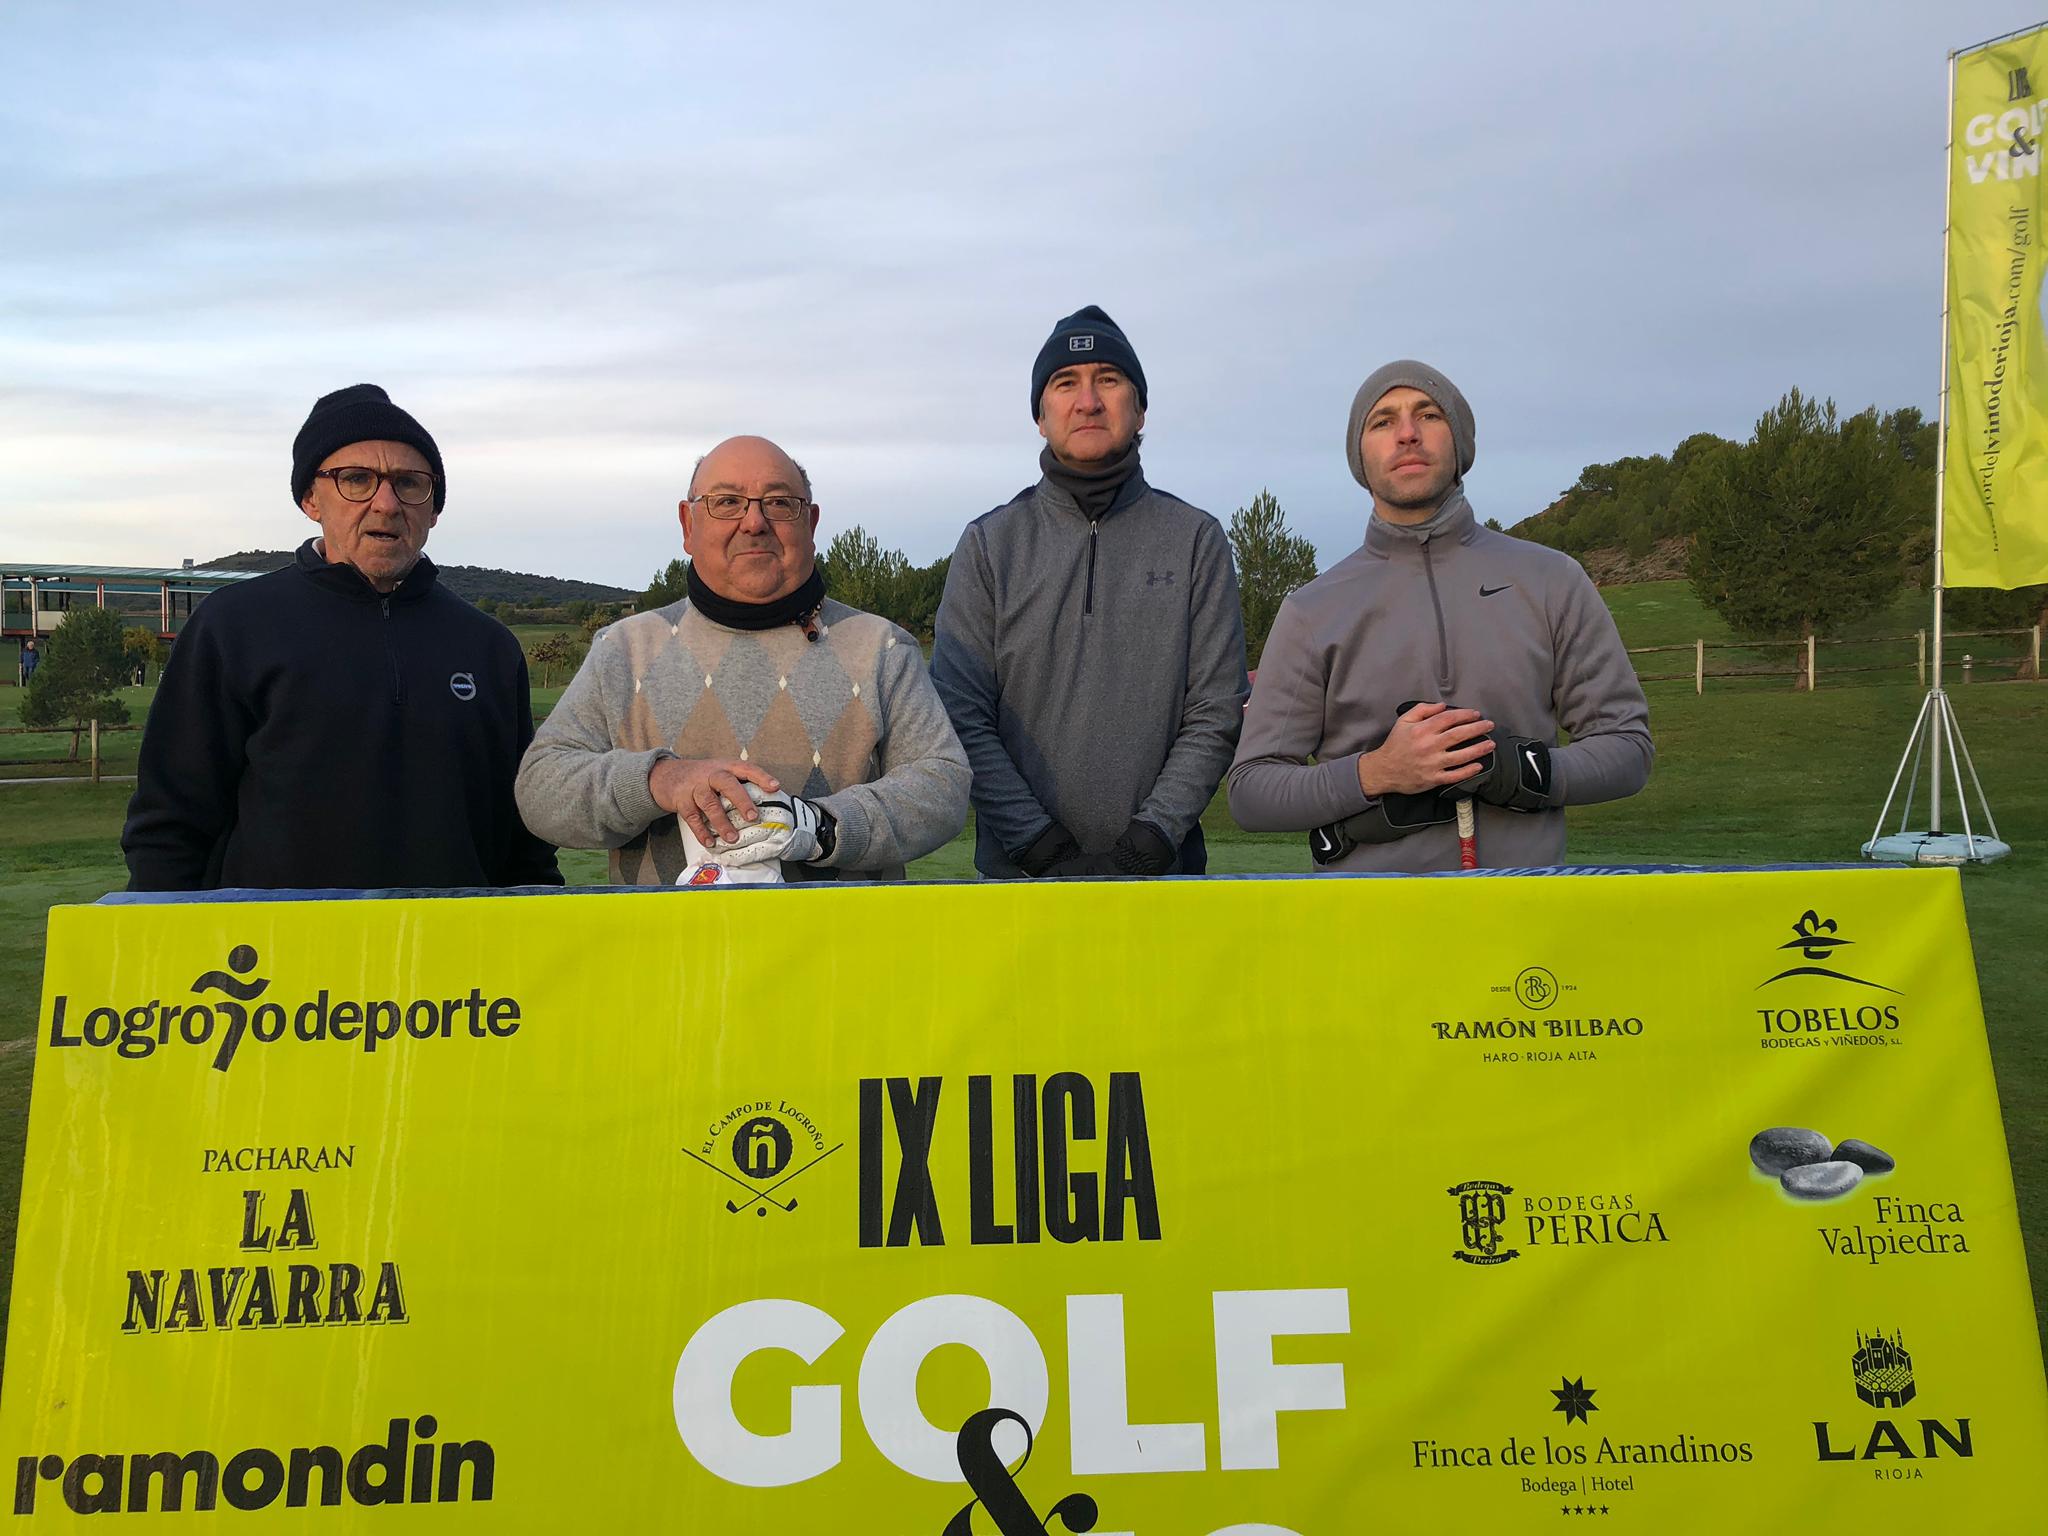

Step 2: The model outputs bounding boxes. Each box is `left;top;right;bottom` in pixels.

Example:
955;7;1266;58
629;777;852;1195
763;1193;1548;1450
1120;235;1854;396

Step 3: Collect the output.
941;1409;1098;1536
2014;126;2038;158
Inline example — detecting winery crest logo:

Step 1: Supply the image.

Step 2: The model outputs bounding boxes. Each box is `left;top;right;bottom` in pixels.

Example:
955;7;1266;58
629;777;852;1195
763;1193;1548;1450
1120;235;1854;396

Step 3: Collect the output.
1759;910;1900;994
1814;1326;1975;1469
1432;961;1644;1064
683;1099;842;1218
1514;966;1562;1009
45;944;524;1073
1852;1328;1915;1409
1450;1180;1519;1265
1450;1176;1670;1265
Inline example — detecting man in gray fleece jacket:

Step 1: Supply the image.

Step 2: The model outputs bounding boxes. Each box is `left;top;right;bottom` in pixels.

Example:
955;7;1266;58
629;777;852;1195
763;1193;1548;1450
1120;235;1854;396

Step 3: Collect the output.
517;435;969;883
932;305;1249;878
1228;361;1651;871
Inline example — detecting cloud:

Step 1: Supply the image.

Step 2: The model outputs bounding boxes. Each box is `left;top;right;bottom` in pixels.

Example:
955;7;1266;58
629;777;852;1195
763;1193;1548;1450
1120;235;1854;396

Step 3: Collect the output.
2;0;2026;575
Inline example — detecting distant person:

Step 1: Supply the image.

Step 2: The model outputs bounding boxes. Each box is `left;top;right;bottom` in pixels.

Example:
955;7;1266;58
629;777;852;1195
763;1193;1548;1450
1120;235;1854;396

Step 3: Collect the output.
1227;360;1652;870
930;305;1248;878
18;639;37;687
515;435;969;883
122;384;561;890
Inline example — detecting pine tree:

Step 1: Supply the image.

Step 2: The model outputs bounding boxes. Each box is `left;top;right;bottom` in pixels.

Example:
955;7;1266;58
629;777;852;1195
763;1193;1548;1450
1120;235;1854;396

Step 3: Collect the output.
19;606;131;758
1686;390;1913;641
1228;490;1319;667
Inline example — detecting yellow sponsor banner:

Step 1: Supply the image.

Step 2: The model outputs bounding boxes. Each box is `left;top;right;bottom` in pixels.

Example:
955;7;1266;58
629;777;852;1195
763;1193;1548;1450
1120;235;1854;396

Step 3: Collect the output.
4;869;2045;1531
1947;26;2048;589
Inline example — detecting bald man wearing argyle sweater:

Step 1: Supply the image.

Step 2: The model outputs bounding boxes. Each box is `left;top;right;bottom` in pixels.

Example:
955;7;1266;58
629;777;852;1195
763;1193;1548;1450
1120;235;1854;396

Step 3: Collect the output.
516;438;968;884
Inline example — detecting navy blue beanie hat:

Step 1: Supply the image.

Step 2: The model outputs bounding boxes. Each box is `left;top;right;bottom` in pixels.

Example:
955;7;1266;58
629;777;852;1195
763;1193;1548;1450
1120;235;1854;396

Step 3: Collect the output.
1030;305;1147;419
291;384;446;511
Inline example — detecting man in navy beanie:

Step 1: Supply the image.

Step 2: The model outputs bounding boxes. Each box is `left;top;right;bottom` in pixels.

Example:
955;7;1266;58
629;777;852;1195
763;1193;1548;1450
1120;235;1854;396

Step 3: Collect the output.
932;306;1248;878
123;384;561;890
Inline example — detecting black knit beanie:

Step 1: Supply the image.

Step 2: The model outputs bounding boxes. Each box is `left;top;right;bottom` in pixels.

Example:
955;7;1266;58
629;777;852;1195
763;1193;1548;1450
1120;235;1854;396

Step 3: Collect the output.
1030;305;1147;420
291;384;446;510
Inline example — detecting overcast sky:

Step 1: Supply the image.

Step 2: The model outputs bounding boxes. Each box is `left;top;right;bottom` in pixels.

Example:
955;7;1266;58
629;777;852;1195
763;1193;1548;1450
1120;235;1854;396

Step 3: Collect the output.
3;2;2039;586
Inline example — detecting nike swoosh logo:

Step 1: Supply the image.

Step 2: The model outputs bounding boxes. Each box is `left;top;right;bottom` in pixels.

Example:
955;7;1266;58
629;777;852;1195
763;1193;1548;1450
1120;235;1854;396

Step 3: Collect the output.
1480;584;1513;597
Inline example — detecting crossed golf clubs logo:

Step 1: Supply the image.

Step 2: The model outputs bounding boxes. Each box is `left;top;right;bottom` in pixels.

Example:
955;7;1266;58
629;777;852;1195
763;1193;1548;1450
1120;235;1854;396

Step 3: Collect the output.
682;1110;842;1218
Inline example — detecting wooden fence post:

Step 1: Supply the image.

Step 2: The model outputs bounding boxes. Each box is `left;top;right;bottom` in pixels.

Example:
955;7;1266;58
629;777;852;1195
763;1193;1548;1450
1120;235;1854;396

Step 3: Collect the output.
90;719;101;784
1694;638;1704;695
1805;633;1817;692
2033;622;2042;680
1917;629;1926;688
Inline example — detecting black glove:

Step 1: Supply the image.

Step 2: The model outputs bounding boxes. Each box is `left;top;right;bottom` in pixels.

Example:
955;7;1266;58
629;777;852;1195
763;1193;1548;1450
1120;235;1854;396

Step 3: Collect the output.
1309;793;1453;864
1457;735;1553;812
1012;821;1083;877
1047;820;1179;878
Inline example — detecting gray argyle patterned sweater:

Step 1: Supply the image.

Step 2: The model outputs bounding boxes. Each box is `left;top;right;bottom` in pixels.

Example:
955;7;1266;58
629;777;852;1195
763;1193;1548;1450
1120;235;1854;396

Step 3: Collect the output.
515;597;969;883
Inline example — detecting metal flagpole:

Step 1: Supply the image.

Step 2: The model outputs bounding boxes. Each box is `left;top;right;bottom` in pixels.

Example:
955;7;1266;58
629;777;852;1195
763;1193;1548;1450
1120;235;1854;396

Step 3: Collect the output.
1865;37;2013;865
1928;47;1955;838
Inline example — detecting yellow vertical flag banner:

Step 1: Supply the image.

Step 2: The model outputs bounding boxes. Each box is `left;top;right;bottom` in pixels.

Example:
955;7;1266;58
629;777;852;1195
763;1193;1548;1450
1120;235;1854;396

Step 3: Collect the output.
3;871;2047;1532
1946;26;2048;589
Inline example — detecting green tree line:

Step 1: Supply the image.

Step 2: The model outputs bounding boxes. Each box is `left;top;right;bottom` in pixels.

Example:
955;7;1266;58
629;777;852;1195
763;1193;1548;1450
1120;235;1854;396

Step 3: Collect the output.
636;493;1326;663
1518;390;2047;639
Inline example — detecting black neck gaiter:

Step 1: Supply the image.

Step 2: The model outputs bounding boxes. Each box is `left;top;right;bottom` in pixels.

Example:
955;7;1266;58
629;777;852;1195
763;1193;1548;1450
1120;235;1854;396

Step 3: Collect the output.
686;562;828;633
1040;441;1142;521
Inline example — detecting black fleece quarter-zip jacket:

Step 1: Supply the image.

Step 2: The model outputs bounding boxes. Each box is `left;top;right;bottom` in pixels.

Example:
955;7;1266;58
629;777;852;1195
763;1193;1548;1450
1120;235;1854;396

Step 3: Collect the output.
123;540;561;891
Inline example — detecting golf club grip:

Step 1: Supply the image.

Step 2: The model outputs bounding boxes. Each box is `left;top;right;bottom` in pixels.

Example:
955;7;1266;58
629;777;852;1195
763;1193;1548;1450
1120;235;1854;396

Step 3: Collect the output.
1456;798;1477;870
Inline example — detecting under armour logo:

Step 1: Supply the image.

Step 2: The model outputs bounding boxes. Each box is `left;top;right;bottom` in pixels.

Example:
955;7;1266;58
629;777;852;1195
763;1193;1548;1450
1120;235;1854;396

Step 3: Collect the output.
1068;335;1094;352
449;672;477;701
1145;571;1175;587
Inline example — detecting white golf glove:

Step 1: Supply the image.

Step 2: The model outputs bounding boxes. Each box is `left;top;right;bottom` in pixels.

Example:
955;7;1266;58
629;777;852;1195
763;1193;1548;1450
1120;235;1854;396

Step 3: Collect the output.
677;811;782;886
717;786;832;868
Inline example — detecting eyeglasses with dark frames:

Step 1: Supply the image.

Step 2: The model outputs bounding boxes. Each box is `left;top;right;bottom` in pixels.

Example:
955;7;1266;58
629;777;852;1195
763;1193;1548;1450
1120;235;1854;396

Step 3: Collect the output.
314;466;442;507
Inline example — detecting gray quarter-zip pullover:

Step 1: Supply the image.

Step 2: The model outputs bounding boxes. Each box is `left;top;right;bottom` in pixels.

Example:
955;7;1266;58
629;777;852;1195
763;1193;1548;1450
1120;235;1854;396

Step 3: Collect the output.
1227;493;1651;870
932;472;1249;876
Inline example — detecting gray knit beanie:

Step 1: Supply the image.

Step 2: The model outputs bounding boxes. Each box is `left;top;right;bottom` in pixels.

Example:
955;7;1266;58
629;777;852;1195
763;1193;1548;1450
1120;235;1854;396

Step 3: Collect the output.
1345;360;1475;489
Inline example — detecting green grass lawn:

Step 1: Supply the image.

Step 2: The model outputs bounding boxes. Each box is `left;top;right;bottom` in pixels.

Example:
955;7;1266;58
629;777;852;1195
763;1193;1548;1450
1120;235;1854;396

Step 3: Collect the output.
2;594;2044;1374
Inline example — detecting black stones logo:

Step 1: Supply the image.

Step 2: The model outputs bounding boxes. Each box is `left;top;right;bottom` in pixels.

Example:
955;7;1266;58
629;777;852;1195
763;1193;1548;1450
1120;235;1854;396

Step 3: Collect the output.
1759;910;1900;994
1852;1329;1916;1409
685;1100;841;1219
2011;66;2034;102
1747;1125;1897;1202
1450;1179;1519;1265
448;672;476;701
1515;966;1560;1008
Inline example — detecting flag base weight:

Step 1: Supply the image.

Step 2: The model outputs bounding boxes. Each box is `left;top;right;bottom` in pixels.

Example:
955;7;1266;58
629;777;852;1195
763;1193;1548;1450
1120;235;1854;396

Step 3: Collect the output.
1863;687;2009;865
1862;830;2012;865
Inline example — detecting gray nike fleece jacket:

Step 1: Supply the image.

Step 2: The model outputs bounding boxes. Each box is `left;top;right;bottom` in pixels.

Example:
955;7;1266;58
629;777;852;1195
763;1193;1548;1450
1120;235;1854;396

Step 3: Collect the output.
1227;494;1652;871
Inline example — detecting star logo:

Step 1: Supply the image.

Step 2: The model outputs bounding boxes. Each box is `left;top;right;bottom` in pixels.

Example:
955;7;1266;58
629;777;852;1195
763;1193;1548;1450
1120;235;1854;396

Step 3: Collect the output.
1550;1375;1598;1426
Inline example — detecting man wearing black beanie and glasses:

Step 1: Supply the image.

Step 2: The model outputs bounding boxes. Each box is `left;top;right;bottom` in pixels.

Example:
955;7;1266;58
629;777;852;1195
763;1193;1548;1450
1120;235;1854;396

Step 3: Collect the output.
932;305;1249;878
123;383;561;891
